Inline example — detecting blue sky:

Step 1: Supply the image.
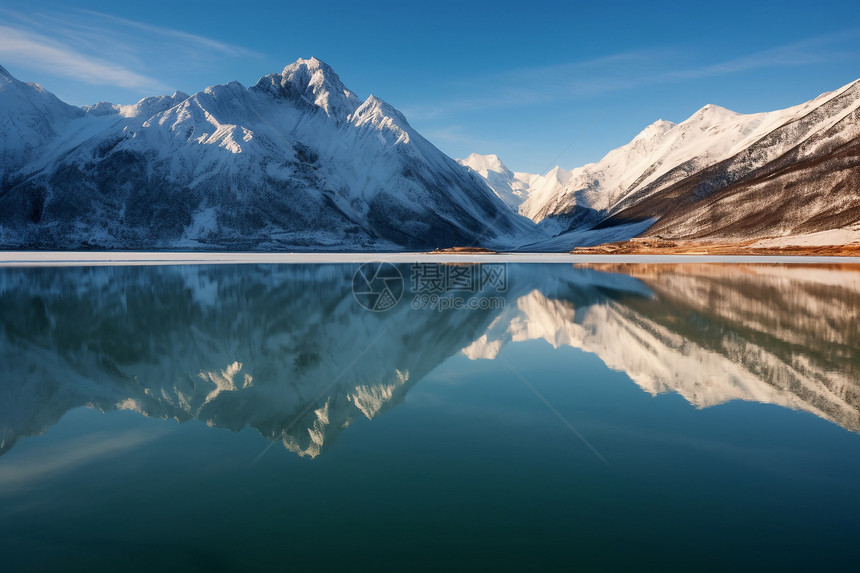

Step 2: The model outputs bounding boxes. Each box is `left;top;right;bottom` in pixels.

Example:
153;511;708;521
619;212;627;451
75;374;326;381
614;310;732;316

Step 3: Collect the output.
2;0;859;173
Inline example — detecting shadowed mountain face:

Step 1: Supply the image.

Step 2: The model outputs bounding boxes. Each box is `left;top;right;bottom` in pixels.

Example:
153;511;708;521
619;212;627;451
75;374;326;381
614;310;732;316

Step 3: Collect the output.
1;263;858;458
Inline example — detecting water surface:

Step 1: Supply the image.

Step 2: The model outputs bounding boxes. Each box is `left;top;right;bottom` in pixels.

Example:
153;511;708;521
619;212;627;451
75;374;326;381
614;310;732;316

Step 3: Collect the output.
1;262;858;571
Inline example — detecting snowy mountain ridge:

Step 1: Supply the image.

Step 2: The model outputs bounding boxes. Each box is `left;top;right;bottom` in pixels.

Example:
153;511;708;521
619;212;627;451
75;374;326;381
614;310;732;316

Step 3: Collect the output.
0;58;538;250
462;77;860;246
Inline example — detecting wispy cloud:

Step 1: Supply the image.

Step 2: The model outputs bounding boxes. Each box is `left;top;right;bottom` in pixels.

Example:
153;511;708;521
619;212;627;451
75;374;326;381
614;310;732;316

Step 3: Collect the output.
0;24;168;90
401;50;675;120
665;30;859;80
78;10;259;59
0;8;259;92
404;30;860;120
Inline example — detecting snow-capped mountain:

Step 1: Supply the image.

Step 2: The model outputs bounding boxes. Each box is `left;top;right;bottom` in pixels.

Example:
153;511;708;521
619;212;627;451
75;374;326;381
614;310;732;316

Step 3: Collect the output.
457;153;576;230
456;153;535;212
463;78;860;247
0;59;538;250
3;58;858;250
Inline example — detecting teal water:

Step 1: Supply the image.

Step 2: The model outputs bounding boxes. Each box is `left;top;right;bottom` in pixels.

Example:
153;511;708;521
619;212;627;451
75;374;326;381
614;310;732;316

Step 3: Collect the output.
1;262;858;572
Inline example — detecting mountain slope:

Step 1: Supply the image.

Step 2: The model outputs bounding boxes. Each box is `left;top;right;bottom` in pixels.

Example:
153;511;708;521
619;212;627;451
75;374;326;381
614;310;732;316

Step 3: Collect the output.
0;59;538;250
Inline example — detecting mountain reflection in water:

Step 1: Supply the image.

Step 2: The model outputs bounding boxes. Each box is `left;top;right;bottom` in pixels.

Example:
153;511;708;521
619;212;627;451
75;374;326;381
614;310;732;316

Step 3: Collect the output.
1;262;858;458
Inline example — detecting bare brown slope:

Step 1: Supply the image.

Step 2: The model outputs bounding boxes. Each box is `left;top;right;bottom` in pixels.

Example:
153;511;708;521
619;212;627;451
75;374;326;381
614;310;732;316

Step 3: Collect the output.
645;140;860;240
573;240;860;255
594;98;860;242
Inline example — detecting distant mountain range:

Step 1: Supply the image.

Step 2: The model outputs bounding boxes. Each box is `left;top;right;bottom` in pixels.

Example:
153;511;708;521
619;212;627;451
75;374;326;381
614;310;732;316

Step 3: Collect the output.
460;79;860;250
1;58;858;251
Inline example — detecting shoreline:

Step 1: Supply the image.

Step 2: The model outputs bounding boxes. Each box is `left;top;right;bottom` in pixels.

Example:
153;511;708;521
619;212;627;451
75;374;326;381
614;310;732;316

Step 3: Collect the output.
573;239;860;257
1;251;860;266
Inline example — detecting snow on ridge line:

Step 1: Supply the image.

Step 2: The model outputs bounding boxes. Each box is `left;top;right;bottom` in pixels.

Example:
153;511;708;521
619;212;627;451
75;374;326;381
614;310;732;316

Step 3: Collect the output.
464;75;860;230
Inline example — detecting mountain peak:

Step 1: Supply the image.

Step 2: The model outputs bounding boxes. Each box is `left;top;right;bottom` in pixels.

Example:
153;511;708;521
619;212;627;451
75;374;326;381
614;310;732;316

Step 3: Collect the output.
283;56;327;74
269;57;360;118
355;93;406;120
697;103;733;114
459;153;509;175
686;103;739;126
632;119;676;142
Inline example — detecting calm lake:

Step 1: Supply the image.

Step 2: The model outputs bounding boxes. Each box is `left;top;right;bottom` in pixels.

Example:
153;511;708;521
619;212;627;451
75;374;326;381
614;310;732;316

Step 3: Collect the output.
1;261;859;572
